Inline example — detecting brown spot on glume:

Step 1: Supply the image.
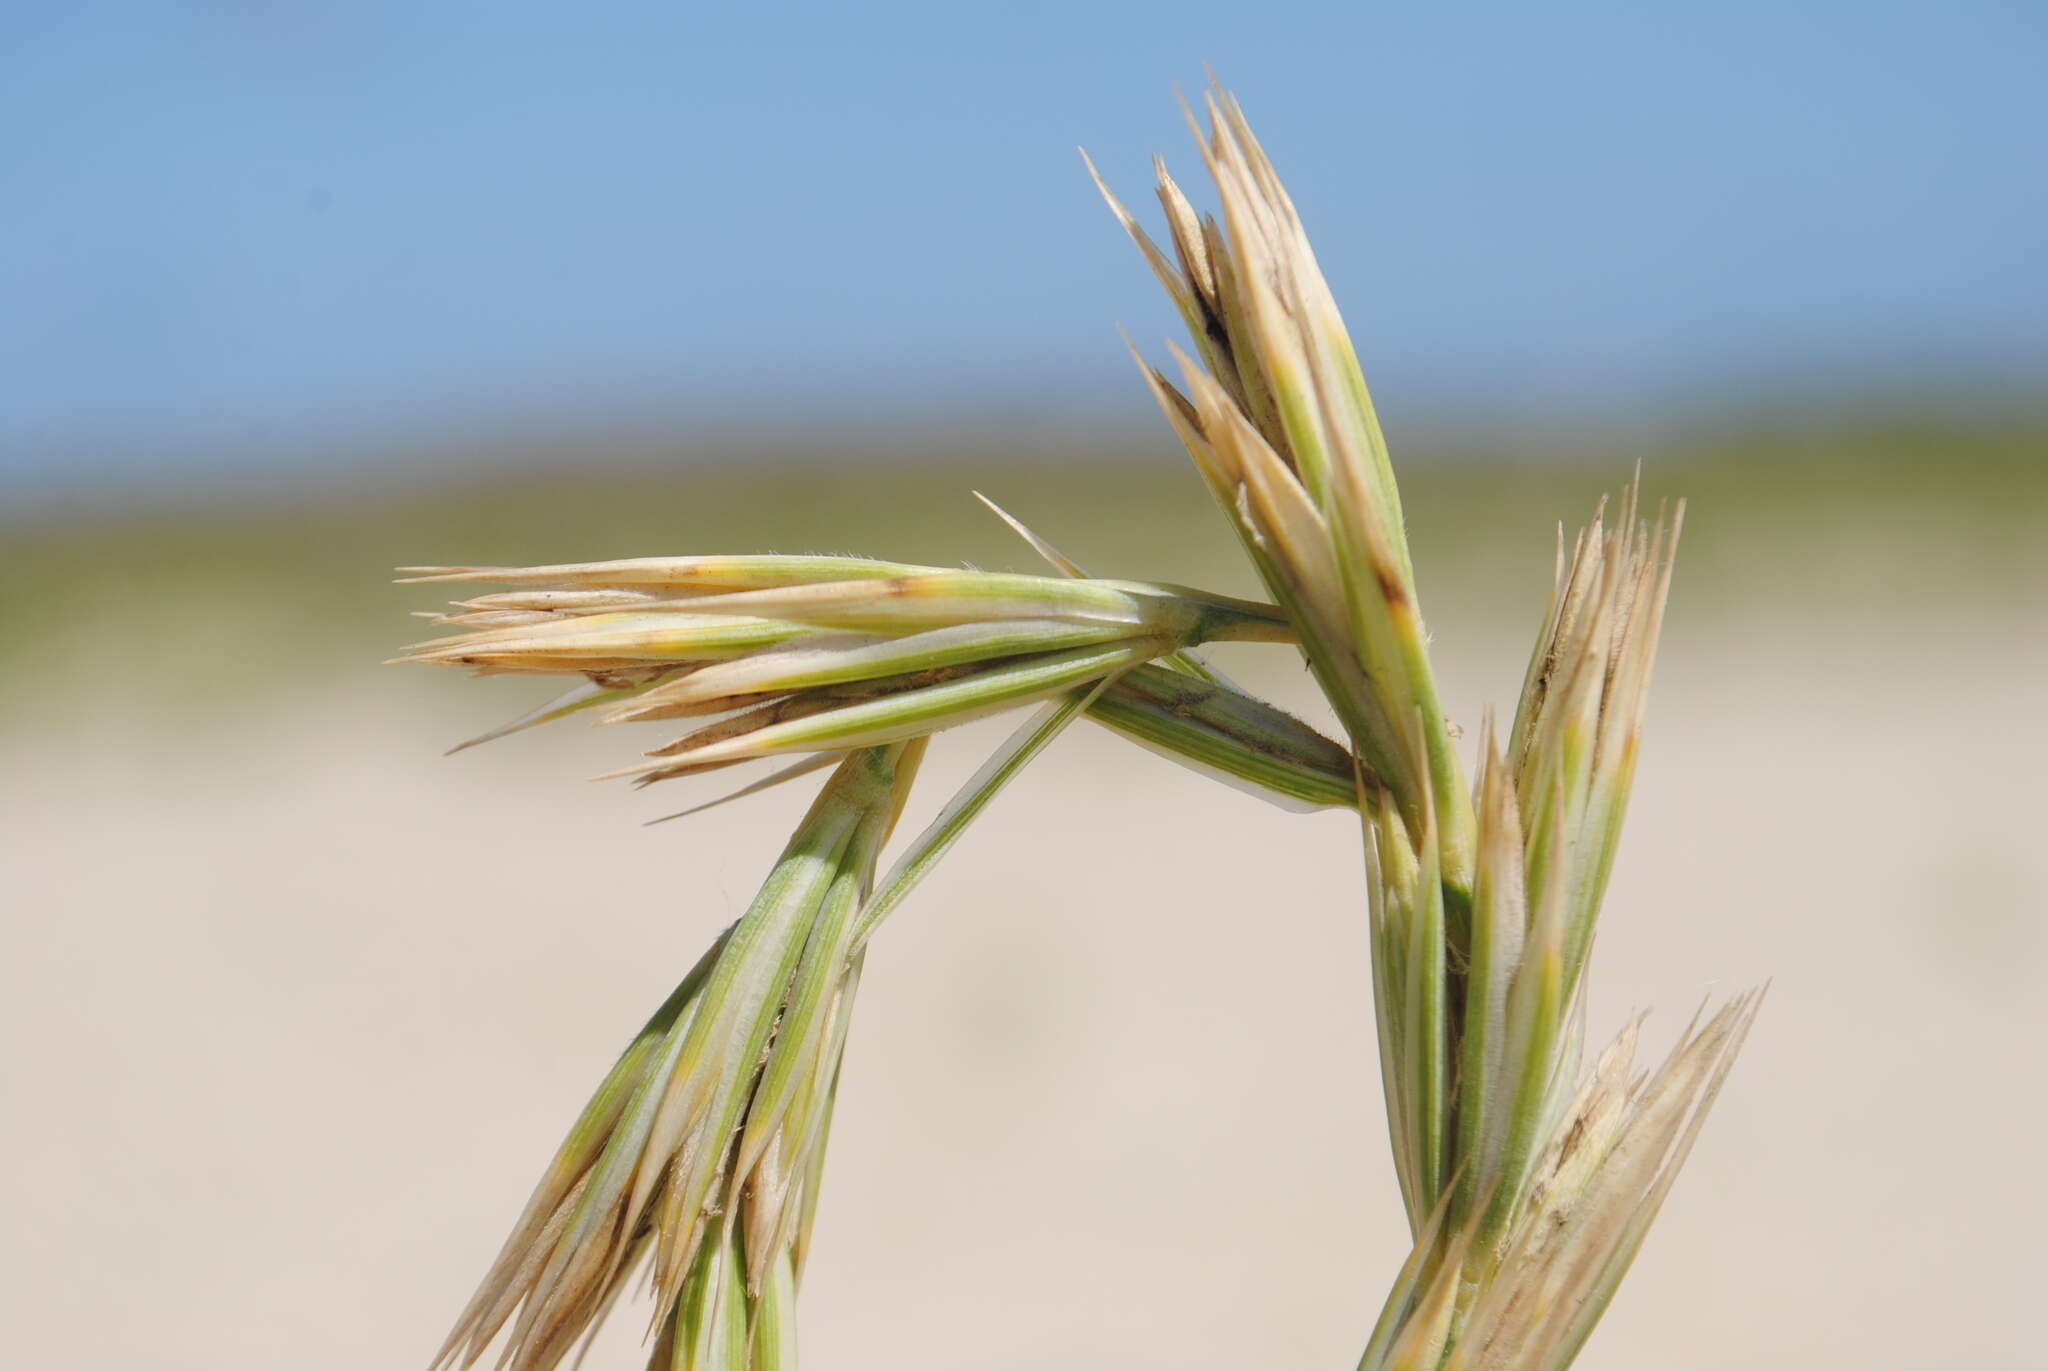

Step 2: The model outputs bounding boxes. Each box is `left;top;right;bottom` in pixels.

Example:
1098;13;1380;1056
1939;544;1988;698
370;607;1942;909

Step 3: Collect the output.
1555;1112;1589;1164
1525;651;1558;723
1373;558;1410;611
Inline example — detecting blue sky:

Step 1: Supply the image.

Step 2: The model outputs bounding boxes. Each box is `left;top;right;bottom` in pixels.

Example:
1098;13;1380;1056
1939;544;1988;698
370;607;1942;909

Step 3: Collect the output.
2;1;2042;492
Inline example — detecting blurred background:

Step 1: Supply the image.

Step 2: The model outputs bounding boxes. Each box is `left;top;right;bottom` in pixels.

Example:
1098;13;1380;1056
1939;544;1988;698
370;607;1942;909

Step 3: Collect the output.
3;3;2043;1368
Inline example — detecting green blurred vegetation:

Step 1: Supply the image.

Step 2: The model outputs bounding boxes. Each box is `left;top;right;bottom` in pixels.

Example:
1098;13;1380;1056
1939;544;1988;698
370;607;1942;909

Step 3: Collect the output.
3;414;2041;728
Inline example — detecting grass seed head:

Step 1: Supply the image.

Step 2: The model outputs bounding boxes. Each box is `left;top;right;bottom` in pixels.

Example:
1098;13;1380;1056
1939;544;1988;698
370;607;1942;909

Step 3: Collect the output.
1098;84;1473;882
394;556;1291;782
428;745;920;1371
1509;485;1685;1003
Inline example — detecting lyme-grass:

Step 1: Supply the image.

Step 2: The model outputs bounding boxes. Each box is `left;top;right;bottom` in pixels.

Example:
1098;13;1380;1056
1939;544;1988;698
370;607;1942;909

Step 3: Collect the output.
398;82;1760;1371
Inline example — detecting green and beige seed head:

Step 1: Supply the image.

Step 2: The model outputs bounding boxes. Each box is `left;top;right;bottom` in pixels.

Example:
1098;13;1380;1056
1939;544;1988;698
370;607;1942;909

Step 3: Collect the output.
430;744;921;1371
1508;485;1684;994
395;555;1292;783
1093;89;1471;877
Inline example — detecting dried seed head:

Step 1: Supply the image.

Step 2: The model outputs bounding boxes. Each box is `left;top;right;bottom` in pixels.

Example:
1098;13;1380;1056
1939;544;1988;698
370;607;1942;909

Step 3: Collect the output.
1360;994;1762;1371
1444;992;1764;1371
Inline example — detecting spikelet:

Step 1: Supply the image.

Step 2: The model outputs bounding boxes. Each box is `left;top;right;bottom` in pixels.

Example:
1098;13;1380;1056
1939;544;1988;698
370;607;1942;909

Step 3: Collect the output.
429;745;919;1371
1093;88;1471;880
1360;993;1763;1371
394;556;1298;786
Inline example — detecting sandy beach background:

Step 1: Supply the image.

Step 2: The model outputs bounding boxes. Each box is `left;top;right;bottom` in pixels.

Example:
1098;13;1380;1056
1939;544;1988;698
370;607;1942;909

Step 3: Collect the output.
4;433;2042;1368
